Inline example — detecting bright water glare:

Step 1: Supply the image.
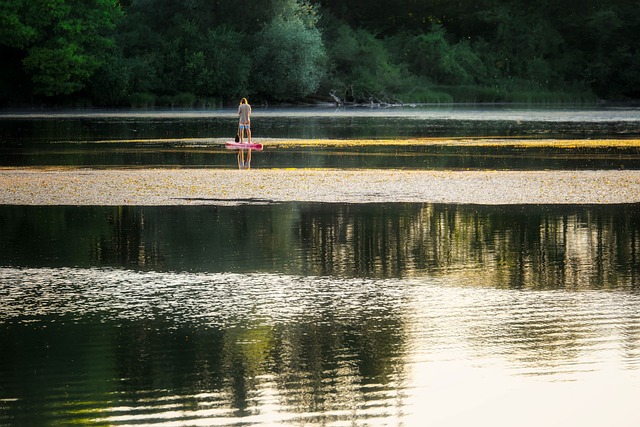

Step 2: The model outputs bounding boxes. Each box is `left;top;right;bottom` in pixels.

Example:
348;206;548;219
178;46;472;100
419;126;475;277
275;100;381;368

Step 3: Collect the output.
1;267;639;426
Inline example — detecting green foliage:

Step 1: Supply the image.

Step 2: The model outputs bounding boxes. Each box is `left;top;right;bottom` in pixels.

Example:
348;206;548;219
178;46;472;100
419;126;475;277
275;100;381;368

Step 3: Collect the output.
0;0;122;98
88;50;131;106
0;0;38;49
325;23;406;101
389;26;487;85
23;43;98;96
129;92;155;109
192;27;251;98
252;4;326;100
404;87;454;104
2;0;639;105
272;0;321;28
109;1;252;104
171;92;196;108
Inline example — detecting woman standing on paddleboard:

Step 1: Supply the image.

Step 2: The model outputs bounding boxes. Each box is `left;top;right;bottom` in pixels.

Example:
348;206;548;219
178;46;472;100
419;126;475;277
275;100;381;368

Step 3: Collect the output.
238;98;252;143
237;98;252;169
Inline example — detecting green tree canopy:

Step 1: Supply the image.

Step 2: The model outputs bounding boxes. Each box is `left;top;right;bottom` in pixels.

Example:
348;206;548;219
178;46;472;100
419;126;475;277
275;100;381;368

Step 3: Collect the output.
252;10;326;99
0;0;121;97
1;0;639;105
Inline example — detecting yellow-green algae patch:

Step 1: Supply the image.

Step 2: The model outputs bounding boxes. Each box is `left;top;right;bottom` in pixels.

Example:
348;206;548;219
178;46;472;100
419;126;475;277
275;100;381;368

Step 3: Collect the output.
268;137;640;148
90;137;640;149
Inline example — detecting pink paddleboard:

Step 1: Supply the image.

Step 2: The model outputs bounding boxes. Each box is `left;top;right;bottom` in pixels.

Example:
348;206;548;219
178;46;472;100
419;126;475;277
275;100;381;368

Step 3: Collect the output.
225;141;263;150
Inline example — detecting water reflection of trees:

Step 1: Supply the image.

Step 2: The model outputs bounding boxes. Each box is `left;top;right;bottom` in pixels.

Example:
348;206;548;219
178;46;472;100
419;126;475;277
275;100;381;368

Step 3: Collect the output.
3;203;639;424
1;203;638;288
296;204;640;289
102;305;407;422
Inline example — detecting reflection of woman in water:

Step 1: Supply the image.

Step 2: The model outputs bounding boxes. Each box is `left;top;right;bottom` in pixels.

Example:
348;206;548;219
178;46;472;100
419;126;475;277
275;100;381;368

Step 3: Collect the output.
237;148;251;170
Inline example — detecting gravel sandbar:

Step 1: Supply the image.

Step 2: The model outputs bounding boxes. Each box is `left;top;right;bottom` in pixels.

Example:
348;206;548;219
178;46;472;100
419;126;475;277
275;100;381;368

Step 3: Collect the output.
1;168;639;206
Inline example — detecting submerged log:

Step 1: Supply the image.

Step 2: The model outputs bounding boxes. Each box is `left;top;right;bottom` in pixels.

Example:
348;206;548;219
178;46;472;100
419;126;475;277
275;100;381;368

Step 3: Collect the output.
330;89;403;108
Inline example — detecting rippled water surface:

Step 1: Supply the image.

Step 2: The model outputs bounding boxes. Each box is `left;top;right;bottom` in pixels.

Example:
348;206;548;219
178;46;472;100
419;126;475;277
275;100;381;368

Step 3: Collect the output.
1;203;640;426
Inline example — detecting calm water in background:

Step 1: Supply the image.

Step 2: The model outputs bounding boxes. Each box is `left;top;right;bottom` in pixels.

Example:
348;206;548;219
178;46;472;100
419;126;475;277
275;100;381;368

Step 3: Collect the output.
1;105;640;169
1;106;640;426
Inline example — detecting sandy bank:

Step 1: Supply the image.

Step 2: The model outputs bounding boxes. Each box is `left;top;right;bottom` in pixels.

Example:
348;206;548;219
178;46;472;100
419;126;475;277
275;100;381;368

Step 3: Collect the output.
1;168;639;206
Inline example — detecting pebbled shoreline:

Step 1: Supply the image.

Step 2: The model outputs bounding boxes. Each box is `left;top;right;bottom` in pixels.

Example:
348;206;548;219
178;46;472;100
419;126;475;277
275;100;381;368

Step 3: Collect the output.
1;167;639;206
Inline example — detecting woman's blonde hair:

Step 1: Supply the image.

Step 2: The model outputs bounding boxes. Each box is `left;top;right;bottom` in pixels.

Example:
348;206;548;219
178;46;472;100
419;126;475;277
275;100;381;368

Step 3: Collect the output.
240;98;248;104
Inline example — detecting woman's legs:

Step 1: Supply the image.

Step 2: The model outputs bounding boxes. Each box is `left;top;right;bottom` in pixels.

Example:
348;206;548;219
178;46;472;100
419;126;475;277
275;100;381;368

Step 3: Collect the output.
239;124;251;143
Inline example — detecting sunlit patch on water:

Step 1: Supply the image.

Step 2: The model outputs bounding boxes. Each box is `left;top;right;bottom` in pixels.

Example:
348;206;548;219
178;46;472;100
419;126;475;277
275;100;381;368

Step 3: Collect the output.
1;267;639;426
0;267;408;327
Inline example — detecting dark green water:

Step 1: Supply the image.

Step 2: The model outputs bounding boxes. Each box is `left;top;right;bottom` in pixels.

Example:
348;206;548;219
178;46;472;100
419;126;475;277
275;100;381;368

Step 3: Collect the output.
1;106;640;169
1;203;639;286
1;203;640;426
1;107;640;426
3;106;640;140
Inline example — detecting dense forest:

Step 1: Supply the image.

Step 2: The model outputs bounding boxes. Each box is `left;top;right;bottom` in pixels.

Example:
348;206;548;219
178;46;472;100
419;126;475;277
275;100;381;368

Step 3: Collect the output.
1;0;639;107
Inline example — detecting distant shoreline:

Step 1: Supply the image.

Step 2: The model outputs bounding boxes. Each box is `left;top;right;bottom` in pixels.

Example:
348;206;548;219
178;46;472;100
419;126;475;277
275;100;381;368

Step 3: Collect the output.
1;168;639;206
2;103;640;119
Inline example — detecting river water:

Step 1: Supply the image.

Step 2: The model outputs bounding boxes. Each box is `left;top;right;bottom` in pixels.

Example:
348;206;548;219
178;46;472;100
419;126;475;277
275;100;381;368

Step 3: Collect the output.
1;105;640;169
1;106;640;426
